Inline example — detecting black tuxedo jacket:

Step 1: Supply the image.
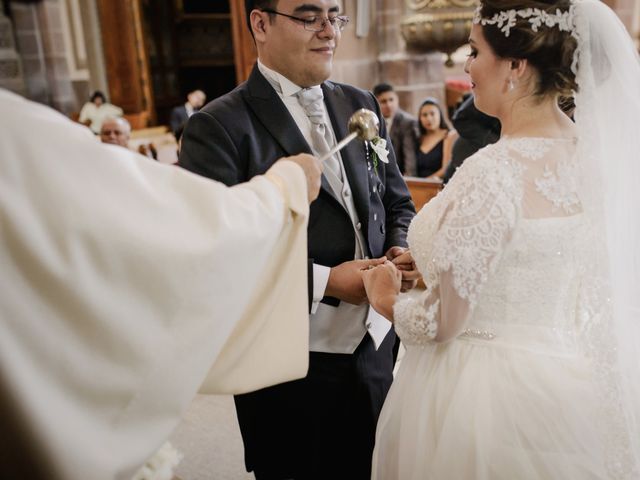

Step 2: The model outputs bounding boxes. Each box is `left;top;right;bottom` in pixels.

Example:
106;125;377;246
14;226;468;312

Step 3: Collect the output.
389;109;419;176
179;65;415;309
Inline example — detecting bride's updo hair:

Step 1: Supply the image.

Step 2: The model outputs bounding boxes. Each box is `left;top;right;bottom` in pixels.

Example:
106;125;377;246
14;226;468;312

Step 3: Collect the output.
478;0;577;98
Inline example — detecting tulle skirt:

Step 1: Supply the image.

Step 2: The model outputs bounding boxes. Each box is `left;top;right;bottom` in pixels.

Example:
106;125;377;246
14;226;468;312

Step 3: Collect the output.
372;336;607;479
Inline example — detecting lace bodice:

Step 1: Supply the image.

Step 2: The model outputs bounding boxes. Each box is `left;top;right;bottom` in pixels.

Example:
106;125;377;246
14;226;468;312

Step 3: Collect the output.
395;136;587;347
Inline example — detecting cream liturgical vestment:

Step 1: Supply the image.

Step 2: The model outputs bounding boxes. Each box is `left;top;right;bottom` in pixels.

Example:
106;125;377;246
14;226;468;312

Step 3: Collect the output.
0;88;310;479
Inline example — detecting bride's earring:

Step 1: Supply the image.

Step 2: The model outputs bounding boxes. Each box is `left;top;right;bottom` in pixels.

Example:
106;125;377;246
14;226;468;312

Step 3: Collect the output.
508;77;515;92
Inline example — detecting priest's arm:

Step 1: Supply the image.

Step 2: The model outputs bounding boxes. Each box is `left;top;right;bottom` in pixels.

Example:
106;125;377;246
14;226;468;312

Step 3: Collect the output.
0;88;320;480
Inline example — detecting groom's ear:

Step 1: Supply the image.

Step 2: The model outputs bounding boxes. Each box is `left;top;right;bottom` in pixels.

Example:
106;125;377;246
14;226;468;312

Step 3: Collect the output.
250;10;268;41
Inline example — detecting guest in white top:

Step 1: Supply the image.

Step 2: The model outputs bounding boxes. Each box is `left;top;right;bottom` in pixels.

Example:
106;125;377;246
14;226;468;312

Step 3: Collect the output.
78;90;124;134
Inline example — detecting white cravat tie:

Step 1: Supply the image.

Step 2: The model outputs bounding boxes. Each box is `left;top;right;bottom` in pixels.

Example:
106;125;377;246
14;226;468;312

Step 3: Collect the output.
296;88;342;180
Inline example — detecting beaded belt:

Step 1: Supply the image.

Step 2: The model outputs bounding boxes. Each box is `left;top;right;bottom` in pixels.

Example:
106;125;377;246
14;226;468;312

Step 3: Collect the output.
460;328;496;341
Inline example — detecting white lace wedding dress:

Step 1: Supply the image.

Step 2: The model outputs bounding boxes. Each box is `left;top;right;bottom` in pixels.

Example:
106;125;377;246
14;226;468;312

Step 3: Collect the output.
372;136;633;479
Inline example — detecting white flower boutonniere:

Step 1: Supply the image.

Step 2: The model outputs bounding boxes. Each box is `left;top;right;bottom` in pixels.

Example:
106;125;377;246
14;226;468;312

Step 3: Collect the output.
368;136;389;175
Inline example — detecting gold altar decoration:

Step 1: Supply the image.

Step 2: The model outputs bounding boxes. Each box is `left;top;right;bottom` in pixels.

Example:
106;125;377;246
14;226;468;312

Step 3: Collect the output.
401;0;479;67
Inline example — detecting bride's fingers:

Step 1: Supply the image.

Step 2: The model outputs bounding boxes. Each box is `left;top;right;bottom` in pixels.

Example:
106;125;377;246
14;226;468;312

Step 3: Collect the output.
401;269;422;281
391;251;414;266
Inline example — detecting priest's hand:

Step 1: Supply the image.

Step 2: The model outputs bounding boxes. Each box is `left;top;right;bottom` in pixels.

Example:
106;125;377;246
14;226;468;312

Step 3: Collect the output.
281;153;323;203
361;260;402;322
325;258;387;305
385;247;421;292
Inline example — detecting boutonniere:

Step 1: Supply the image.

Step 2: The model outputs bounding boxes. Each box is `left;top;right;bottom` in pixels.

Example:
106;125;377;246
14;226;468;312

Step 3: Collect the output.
367;136;389;175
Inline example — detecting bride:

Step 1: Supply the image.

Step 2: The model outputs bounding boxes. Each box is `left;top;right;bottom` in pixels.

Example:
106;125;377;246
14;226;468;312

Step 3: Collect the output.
363;0;640;478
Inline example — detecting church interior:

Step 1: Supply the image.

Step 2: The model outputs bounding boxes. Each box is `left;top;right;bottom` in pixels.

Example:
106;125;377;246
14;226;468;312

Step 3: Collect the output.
1;0;639;478
1;0;637;207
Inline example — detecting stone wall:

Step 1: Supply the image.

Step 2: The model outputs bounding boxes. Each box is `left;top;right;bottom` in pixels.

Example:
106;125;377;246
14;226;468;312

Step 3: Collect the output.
10;0;75;113
0;10;26;94
8;0;107;114
331;0;447;119
377;0;446;118
608;0;640;39
331;0;379;89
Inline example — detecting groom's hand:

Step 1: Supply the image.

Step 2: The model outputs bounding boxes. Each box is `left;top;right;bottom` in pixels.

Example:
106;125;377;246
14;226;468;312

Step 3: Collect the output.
361;260;402;321
325;258;386;305
385;247;421;292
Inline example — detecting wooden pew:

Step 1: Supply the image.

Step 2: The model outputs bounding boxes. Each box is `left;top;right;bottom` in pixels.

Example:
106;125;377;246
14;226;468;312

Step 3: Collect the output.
403;177;443;289
404;176;443;212
124;112;150;130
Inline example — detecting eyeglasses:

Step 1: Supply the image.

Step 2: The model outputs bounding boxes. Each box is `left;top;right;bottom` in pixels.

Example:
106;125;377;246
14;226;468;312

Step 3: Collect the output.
261;9;350;32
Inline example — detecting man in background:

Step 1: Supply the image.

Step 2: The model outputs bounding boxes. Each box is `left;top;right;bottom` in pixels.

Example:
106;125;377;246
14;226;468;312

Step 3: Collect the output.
100;116;159;160
442;94;501;184
100;116;131;148
373;82;418;176
170;89;206;136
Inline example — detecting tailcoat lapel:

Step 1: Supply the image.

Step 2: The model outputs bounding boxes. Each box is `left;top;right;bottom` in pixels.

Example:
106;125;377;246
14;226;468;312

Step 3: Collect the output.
242;66;340;203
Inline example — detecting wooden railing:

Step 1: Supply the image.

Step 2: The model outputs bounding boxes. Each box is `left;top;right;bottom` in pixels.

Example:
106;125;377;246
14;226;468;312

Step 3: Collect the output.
404;176;443;212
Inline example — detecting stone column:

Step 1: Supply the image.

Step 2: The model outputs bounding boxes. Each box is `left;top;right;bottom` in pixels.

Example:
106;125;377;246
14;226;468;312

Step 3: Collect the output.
331;0;446;118
611;0;640;39
10;0;75;113
331;0;379;89
0;8;26;94
377;0;446;119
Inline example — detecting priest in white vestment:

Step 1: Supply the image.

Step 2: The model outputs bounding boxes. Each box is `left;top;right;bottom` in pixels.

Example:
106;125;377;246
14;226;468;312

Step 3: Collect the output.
0;88;320;480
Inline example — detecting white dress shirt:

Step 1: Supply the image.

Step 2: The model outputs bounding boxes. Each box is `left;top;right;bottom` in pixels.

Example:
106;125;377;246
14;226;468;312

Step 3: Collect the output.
258;61;392;353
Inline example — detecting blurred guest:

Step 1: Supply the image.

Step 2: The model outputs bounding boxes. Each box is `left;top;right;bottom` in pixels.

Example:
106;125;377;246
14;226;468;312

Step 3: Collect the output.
373;83;418;176
100;116;131;148
101;117;159;161
442;94;500;184
170;89;206;136
174;124;185;155
416;98;457;179
78;90;123;134
137;143;158;160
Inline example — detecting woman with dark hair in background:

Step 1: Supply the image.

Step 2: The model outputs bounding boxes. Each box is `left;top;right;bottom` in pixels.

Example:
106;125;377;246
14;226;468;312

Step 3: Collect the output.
415;98;457;179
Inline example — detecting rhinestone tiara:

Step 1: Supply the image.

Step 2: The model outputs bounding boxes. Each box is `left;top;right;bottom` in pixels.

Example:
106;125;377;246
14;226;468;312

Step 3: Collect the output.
473;6;575;37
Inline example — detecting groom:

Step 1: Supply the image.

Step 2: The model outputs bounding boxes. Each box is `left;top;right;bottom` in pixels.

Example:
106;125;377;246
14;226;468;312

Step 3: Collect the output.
179;0;416;478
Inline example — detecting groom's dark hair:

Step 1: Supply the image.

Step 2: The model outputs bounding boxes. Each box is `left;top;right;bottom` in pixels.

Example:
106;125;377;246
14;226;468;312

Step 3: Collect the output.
245;0;278;34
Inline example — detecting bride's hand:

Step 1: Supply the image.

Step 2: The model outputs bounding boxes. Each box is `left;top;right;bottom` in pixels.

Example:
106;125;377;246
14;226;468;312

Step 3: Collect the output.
386;248;422;292
361;260;402;321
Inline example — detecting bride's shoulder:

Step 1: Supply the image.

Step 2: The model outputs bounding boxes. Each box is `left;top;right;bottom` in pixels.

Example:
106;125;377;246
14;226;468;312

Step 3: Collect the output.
449;140;517;181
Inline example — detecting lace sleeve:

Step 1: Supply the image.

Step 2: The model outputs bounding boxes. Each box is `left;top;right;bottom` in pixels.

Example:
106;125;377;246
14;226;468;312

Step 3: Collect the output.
401;150;522;344
394;290;440;345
